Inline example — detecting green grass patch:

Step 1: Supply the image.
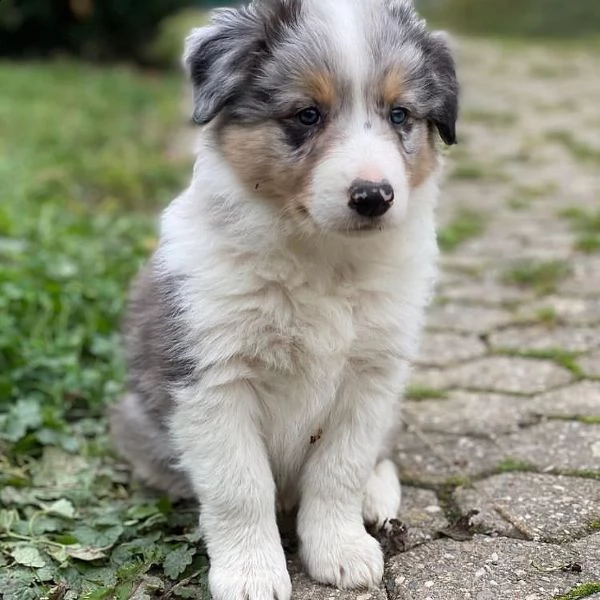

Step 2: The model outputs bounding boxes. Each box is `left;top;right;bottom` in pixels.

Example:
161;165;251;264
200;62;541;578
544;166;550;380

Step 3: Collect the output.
554;582;600;600
0;61;195;598
535;307;561;327
495;458;536;474
507;182;558;211
547;130;600;164
502;260;572;295
576;416;600;425
463;109;518;127
559;208;600;254
404;386;449;401
496;348;583;377
450;163;488;181
529;63;565;79
558;470;600;482
421;0;600;40
438;208;486;252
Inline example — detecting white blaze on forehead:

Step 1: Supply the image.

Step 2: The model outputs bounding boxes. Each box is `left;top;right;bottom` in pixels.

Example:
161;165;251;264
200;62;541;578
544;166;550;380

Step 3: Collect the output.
303;0;372;113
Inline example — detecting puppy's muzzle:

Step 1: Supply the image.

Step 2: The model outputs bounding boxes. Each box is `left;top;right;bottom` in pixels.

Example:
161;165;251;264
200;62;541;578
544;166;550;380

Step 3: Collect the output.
348;179;395;218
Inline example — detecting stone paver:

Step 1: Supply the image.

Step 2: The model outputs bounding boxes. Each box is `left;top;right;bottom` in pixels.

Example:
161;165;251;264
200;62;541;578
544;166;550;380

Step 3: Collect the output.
489;326;600;354
397;430;504;483
570;533;600;578
291;563;387;600
580;350;600;379
426;304;515;334
499;421;600;473
439;281;531;306
528;381;600;418
417;333;488;368
518;296;600;326
404;391;535;436
454;473;600;542
400;487;448;549
411;357;573;395
386;536;597;600
559;257;600;297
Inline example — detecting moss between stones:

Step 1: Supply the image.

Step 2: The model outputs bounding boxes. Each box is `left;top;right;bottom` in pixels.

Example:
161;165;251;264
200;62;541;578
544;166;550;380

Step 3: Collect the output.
495;347;583;377
437;207;487;252
502;259;572;295
554;582;600;600
558;469;600;481
588;519;600;531
495;458;537;474
404;386;449;401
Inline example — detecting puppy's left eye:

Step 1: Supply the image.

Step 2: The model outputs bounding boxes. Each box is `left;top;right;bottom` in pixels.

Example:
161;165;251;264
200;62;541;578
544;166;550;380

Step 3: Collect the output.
390;107;409;126
296;107;321;127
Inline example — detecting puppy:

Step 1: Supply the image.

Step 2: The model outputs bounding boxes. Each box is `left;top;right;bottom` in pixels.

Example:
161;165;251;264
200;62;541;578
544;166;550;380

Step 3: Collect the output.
110;0;458;598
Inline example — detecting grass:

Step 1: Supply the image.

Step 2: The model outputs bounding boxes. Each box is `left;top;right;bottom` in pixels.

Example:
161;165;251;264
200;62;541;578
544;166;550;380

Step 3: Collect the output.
495;348;583;377
506;182;558;211
547;130;600;164
535;307;561;327
502;260;572;295
421;0;600;40
437;208;486;252
495;458;536;474
554;583;600;600
559;208;600;254
450;163;486;181
0;61;204;598
557;470;600;482
462;109;518;127
589;520;600;531
404;386;449;401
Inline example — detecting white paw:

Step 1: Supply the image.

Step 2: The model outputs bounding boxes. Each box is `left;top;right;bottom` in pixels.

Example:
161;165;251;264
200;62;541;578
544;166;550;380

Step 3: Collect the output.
209;551;292;600
362;459;402;527
301;527;384;589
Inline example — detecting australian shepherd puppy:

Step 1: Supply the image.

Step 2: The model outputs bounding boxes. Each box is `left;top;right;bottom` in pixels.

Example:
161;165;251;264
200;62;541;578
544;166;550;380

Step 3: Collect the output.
110;0;458;597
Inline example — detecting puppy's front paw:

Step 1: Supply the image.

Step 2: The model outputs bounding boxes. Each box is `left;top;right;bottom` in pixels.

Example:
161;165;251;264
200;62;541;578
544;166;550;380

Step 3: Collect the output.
300;527;384;590
363;459;402;527
209;551;292;600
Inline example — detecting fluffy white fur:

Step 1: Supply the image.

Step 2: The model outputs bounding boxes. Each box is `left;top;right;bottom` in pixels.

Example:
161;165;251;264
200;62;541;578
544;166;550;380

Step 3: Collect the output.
157;135;440;598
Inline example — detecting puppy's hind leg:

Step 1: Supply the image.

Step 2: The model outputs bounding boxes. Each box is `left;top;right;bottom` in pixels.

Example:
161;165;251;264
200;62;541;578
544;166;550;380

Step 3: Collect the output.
109;393;193;501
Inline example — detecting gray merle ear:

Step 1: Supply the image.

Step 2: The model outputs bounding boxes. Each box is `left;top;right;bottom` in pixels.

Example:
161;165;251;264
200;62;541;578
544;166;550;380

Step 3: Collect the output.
423;31;459;145
183;8;264;125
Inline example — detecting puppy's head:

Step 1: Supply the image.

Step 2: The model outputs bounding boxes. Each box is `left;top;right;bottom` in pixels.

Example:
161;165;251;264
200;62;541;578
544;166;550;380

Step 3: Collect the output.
184;0;458;235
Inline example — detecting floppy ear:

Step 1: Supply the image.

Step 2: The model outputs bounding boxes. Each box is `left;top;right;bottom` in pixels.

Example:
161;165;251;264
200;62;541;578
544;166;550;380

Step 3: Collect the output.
425;31;459;145
183;8;264;125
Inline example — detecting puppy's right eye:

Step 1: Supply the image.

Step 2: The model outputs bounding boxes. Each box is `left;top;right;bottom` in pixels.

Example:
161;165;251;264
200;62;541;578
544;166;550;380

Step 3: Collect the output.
296;107;321;127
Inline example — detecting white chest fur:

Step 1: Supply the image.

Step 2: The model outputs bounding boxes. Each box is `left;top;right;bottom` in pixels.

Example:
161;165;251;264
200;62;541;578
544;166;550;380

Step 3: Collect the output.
160;178;439;498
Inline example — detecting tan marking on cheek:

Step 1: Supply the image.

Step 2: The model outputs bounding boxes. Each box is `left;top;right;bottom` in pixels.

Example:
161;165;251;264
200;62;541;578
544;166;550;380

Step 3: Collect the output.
405;128;439;189
305;71;337;107
220;124;318;208
381;68;406;106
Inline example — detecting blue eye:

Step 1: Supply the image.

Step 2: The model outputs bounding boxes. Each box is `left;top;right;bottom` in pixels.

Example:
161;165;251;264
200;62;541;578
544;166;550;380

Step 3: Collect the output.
297;107;321;126
390;107;409;126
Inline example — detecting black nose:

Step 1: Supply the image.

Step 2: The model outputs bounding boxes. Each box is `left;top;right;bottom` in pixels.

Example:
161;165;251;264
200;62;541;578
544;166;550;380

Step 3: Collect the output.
348;179;395;218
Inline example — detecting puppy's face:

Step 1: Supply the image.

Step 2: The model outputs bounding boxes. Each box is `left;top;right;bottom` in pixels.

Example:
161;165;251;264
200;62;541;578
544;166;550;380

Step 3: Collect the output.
185;0;458;235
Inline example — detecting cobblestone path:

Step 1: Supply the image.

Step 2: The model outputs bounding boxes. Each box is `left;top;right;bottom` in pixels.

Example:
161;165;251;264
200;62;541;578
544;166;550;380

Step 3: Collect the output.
292;39;600;600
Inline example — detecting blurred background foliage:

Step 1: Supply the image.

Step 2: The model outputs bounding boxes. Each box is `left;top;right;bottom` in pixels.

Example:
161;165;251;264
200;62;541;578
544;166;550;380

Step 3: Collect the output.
421;0;600;40
0;0;215;64
0;0;598;66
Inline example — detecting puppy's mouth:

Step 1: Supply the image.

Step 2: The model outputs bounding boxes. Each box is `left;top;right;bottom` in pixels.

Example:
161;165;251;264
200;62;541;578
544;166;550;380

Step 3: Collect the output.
288;199;390;236
340;219;387;236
